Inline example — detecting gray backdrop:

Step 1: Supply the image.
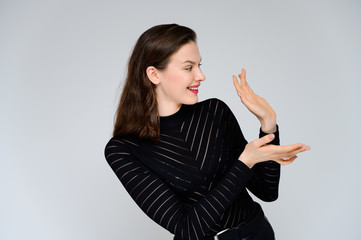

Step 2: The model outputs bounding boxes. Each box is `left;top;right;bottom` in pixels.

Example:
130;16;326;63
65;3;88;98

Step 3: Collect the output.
1;0;360;239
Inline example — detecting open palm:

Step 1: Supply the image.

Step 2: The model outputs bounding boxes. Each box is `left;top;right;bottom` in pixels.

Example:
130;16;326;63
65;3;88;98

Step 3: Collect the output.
232;69;276;121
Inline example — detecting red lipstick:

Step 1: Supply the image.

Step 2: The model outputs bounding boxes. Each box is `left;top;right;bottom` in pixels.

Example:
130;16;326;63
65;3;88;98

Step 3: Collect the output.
187;84;200;94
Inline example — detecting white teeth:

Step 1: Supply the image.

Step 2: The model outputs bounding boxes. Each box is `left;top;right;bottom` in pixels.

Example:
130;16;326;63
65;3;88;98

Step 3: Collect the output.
188;87;198;90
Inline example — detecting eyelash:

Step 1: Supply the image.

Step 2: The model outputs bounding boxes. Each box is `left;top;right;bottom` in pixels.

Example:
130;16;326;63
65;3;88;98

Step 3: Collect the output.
186;64;202;71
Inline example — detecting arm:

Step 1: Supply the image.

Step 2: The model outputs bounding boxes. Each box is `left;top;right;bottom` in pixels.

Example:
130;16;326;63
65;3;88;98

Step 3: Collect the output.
223;100;280;202
105;137;253;240
246;126;281;202
232;69;310;201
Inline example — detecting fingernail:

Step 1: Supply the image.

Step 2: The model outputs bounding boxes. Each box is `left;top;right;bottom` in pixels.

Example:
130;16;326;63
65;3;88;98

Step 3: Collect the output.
306;146;311;151
269;134;275;139
237;92;241;97
297;144;303;148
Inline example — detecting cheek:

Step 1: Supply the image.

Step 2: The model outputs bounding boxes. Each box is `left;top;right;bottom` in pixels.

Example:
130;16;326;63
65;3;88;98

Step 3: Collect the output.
165;72;189;90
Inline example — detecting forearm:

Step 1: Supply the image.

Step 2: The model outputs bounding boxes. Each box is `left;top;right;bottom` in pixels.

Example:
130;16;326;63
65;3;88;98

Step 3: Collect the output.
246;125;281;201
248;161;280;201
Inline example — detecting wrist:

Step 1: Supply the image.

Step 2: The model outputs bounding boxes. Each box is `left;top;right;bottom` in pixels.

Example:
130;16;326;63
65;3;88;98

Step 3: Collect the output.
260;122;277;133
238;153;254;169
259;115;277;133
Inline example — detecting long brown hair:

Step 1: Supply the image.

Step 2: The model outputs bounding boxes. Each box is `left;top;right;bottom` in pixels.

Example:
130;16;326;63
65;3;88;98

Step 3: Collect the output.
113;24;197;141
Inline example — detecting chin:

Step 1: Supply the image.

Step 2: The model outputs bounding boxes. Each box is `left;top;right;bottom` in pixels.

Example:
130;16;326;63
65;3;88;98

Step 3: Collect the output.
182;96;199;105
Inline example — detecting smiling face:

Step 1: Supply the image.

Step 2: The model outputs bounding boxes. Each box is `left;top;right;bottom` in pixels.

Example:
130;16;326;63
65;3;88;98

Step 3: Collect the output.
151;41;206;116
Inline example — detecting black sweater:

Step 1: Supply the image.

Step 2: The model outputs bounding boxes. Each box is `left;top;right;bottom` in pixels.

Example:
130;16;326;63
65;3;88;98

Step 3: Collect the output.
104;98;280;240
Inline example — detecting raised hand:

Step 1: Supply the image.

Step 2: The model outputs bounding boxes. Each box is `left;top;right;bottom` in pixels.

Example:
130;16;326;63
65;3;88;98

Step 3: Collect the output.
233;69;276;133
239;134;311;168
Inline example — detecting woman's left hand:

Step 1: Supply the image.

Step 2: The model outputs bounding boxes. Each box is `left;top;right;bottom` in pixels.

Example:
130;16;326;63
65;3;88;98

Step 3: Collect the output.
233;68;277;133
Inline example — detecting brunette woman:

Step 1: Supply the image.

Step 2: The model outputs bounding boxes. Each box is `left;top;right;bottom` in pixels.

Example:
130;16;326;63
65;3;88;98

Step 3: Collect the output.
105;24;310;240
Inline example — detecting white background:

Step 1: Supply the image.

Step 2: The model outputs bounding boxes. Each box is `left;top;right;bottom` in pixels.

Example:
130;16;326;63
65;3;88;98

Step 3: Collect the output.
1;0;360;239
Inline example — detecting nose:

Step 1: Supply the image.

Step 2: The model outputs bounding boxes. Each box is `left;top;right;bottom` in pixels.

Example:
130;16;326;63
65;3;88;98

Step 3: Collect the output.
195;68;206;82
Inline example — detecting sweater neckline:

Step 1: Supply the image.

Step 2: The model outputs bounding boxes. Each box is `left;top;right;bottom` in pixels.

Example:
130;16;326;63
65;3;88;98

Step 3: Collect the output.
159;105;185;130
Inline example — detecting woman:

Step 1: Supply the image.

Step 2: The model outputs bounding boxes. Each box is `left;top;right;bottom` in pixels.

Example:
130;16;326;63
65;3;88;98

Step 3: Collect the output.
104;24;309;240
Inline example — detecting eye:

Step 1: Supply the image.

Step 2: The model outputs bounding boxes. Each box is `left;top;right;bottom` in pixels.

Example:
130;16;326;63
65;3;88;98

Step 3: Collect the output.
198;63;202;68
185;66;193;71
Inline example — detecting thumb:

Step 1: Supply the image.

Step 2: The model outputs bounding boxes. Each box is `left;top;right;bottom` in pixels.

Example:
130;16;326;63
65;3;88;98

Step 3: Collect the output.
254;134;275;147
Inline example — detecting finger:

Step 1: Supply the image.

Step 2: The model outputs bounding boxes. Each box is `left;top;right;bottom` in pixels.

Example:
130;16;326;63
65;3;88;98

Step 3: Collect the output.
233;75;241;92
233;75;247;97
237;71;248;91
273;155;297;165
237;75;253;95
238;68;253;93
276;144;310;159
277;156;298;166
241;68;246;83
287;145;310;156
276;143;307;153
288;144;311;155
253;134;275;147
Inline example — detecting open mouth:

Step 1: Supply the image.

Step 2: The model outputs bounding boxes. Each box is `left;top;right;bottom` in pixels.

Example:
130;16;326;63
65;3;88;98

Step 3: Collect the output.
187;85;200;94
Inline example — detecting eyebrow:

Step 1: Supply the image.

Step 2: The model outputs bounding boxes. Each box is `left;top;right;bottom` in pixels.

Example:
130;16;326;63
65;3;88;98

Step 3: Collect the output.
182;58;202;64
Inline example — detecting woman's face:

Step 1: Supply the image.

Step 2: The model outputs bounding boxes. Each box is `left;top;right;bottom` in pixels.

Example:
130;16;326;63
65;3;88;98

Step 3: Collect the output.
155;41;205;116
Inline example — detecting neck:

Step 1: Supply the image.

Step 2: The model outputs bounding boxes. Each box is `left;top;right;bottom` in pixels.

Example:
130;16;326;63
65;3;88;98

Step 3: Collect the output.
157;100;182;117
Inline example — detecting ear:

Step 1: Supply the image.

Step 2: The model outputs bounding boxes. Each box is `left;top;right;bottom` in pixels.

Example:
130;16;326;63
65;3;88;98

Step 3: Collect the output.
146;66;160;85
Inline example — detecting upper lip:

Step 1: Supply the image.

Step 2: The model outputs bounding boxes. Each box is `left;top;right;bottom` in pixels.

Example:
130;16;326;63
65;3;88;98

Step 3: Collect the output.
187;84;200;88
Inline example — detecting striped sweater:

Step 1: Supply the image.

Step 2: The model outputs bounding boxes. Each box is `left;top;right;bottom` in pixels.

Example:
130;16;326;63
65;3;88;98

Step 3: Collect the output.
104;98;280;240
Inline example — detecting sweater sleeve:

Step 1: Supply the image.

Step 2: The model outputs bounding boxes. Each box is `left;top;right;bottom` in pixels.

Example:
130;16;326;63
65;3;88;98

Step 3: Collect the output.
104;138;253;240
219;100;281;202
246;125;281;202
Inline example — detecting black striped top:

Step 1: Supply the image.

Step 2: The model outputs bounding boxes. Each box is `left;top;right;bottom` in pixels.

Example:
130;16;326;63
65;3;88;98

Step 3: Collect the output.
104;98;280;240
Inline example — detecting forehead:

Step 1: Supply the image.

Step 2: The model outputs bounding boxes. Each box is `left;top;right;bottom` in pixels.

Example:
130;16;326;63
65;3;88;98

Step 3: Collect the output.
169;41;201;64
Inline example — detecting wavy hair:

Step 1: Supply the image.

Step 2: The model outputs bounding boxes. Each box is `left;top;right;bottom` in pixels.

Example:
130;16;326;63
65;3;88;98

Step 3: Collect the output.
113;24;197;141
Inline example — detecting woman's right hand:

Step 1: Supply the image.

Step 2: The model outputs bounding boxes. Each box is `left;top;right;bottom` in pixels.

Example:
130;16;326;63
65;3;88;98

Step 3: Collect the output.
239;134;310;168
